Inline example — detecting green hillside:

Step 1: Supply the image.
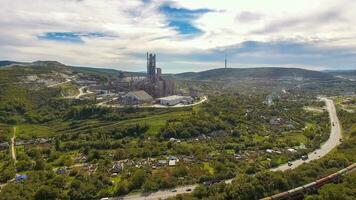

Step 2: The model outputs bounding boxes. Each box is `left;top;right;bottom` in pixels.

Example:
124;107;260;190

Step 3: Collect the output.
325;70;356;76
0;61;26;67
73;66;146;77
173;67;334;81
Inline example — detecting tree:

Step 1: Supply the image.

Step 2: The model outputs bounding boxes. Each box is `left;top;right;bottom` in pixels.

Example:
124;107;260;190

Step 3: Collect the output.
128;169;146;190
34;186;59;200
16;160;33;171
116;182;129;195
55;139;61;151
34;158;46;170
143;179;159;192
52;175;66;189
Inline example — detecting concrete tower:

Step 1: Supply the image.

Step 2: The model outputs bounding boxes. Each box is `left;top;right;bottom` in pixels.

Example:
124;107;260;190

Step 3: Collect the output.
147;52;156;82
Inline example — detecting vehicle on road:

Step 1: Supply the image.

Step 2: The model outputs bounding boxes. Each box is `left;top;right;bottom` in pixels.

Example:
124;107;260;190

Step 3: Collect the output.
301;155;308;161
186;188;192;192
171;189;177;192
288;161;293;166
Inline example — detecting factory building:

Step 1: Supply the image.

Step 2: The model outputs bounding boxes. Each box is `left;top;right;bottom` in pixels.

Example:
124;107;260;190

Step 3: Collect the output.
121;90;153;105
144;52;176;98
158;95;193;106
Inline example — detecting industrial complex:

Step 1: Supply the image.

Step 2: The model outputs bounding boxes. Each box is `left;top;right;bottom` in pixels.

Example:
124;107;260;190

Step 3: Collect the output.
73;52;203;107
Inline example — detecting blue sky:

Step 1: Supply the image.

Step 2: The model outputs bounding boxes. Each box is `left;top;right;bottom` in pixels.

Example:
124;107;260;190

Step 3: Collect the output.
159;4;212;35
0;0;356;72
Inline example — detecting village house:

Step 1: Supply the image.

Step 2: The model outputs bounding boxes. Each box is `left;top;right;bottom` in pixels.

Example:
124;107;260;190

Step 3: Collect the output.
168;156;179;166
111;162;123;173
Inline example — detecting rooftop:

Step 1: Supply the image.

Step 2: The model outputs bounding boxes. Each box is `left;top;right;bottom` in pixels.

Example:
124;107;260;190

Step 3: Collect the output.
158;95;190;101
125;90;153;101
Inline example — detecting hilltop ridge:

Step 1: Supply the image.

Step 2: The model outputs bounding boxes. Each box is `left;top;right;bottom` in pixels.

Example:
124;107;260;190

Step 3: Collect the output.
173;67;334;81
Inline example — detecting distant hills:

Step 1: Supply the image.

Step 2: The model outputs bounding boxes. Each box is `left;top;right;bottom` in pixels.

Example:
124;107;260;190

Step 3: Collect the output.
324;70;356;76
0;60;345;81
0;60;26;67
0;60;144;77
172;67;334;81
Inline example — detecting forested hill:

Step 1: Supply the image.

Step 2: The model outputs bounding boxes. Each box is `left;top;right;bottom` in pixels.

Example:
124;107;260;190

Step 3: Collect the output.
0;60;144;77
0;61;26;67
325;70;356;76
173;67;334;81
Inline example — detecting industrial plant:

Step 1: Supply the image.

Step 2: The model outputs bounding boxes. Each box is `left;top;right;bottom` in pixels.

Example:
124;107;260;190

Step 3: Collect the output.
74;52;203;107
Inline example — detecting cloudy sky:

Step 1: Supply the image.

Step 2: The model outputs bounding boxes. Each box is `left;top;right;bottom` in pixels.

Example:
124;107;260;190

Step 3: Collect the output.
1;0;356;72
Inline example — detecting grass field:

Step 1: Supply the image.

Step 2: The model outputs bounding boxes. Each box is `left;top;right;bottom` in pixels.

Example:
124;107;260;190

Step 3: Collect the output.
68;110;192;136
0;123;12;140
203;162;215;175
57;82;79;97
16;124;55;138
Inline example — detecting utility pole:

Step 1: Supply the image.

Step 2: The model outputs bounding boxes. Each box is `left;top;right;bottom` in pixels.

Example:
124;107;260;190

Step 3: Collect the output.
224;54;227;69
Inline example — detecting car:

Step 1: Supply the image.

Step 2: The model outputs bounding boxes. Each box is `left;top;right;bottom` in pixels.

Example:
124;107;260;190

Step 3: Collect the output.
332;122;335;126
339;138;343;142
301;155;308;160
171;189;177;192
288;161;293;166
186;188;192;192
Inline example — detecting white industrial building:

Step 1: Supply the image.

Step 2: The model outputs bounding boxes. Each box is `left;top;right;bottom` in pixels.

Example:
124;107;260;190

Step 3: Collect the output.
158;95;193;106
121;90;153;105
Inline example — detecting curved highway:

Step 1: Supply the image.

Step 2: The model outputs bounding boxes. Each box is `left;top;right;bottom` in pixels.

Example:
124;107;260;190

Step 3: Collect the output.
106;97;342;200
98;96;208;108
271;97;342;171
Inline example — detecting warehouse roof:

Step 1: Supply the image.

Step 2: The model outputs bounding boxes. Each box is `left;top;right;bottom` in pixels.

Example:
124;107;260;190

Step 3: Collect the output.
124;90;153;101
158;95;191;101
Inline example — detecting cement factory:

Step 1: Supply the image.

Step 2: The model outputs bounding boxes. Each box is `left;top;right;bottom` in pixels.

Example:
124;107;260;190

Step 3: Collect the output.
75;53;204;107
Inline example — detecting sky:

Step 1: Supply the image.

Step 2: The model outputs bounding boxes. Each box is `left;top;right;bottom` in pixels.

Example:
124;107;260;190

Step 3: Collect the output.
1;0;356;73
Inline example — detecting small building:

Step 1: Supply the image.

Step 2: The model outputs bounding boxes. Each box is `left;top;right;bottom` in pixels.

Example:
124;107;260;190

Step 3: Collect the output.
168;156;179;166
266;149;273;154
111;163;123;173
15;174;28;182
157;160;167;167
121;90;153;105
287;148;297;153
158;95;193;106
56;167;67;175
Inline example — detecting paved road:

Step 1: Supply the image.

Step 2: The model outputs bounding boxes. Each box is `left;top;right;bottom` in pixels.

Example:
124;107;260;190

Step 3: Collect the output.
99;96;208;109
75;87;93;99
271;97;342;171
150;96;208;108
110;185;197;200
11;127;17;162
47;79;72;88
107;97;341;200
1;127;17;191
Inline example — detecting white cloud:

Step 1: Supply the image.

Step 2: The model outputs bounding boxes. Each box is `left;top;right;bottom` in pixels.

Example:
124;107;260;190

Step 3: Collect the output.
0;0;356;72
